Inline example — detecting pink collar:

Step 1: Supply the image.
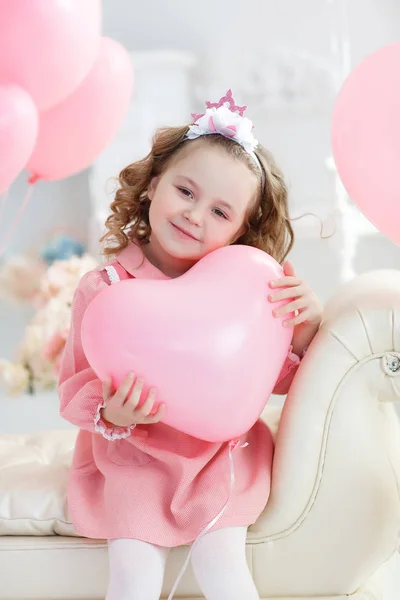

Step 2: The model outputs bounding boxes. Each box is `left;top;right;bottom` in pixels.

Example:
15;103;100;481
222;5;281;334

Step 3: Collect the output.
116;243;170;280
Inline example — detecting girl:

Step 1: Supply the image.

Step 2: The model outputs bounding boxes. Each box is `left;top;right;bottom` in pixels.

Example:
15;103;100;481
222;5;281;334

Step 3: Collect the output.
58;90;323;600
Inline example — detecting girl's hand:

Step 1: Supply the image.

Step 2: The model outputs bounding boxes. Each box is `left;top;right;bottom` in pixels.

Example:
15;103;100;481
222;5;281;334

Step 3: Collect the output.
268;261;323;328
101;373;166;427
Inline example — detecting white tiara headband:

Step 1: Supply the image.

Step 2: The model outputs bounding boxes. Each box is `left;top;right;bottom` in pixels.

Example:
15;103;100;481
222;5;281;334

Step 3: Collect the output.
185;89;265;184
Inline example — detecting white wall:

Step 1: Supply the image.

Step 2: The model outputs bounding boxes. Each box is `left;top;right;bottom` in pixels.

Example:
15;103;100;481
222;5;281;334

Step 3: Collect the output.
101;0;399;59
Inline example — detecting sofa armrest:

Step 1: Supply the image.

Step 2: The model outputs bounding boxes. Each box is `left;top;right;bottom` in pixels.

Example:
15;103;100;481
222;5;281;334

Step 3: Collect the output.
250;268;400;572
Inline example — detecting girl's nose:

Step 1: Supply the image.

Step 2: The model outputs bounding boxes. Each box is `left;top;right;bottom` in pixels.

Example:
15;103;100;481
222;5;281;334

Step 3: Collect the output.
183;206;203;226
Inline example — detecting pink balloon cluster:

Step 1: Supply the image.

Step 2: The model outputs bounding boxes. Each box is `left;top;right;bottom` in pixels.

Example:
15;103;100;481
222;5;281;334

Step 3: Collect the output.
0;0;134;194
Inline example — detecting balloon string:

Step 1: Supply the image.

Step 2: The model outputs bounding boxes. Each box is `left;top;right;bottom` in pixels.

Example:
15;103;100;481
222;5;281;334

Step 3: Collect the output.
167;440;248;600
0;189;9;224
0;183;35;259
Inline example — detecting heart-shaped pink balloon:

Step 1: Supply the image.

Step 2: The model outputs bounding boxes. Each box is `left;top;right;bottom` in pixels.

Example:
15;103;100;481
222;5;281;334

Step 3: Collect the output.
82;246;292;442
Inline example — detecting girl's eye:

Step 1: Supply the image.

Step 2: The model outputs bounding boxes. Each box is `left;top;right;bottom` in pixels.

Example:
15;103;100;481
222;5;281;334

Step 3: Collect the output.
213;208;228;220
178;187;193;199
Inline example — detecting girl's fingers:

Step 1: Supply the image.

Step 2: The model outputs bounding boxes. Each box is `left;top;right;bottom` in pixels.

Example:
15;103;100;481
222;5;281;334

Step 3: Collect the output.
113;373;136;406
273;297;308;317
128;377;145;410
269;276;302;289
269;285;305;302
146;403;166;424
283;310;309;327
283;260;296;277
138;388;157;416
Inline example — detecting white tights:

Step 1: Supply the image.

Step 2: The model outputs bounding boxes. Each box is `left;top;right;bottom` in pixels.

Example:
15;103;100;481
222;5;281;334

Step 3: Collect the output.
106;527;259;600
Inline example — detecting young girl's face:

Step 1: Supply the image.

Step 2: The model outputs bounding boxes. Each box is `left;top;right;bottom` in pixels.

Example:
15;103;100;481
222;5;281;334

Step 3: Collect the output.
147;141;259;268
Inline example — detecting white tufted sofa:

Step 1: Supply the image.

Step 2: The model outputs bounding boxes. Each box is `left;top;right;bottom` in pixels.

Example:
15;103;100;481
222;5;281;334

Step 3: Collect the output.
1;270;400;600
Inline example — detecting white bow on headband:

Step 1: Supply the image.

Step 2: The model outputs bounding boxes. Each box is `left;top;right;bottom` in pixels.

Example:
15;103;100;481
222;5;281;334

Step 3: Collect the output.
185;89;263;179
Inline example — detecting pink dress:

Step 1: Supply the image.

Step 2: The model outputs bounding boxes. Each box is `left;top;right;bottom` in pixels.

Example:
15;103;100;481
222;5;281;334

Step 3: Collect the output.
58;243;301;547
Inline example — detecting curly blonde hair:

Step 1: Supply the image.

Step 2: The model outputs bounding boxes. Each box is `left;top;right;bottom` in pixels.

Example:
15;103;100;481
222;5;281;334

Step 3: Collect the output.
101;125;294;264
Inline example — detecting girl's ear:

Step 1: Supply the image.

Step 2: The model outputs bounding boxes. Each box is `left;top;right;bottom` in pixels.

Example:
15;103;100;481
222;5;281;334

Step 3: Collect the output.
147;176;159;201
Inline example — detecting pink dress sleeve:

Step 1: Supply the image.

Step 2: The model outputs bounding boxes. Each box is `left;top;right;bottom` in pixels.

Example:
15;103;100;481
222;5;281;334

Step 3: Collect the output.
272;345;302;395
58;269;135;440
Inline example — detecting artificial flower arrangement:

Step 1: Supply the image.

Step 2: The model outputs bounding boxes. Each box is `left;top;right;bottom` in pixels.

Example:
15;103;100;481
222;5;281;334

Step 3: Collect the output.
0;235;97;396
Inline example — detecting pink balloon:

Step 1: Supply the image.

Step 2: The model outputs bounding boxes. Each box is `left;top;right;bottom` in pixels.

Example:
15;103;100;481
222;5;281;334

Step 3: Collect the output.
0;0;101;111
81;246;293;443
332;41;400;246
0;84;38;194
27;37;134;182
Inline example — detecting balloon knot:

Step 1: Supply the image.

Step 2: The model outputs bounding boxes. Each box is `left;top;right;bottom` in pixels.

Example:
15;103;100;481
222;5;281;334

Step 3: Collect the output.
28;173;40;185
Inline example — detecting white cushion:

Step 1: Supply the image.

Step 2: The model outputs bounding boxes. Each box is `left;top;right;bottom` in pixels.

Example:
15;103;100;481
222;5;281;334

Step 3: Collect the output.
0;429;76;536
